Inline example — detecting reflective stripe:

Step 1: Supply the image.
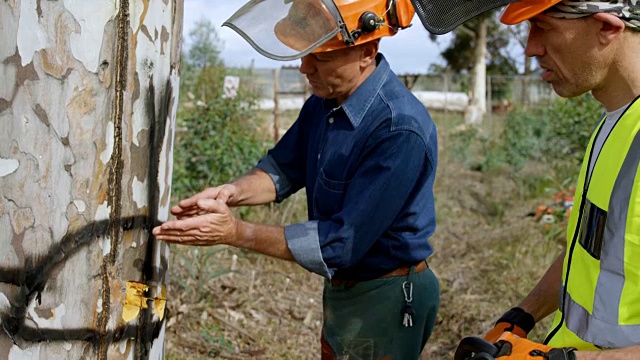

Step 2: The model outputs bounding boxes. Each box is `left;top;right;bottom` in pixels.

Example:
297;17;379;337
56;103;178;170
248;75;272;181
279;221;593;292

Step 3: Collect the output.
563;114;640;348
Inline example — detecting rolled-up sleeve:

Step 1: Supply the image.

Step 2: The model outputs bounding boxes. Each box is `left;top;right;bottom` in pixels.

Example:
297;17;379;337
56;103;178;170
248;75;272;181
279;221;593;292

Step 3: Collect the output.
256;155;294;203
284;221;334;278
255;115;308;202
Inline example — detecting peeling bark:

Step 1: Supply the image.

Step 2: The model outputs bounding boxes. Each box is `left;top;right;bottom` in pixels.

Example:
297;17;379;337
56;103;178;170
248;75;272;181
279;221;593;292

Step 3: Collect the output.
0;0;183;358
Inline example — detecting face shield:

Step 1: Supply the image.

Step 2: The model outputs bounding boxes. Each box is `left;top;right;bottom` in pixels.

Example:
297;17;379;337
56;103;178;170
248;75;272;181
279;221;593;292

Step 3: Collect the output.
223;0;352;61
410;0;517;34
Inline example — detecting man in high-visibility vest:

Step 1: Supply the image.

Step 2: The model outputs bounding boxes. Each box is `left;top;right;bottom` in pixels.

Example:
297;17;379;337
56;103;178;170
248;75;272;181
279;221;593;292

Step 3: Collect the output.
411;0;640;358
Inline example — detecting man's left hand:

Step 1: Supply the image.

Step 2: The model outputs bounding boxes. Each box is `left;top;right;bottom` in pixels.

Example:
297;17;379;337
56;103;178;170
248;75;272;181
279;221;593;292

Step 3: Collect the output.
495;333;576;360
152;199;238;246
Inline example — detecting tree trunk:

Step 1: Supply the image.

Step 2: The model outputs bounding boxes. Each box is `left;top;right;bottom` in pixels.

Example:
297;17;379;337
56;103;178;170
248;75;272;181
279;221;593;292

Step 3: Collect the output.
0;0;183;358
465;18;488;124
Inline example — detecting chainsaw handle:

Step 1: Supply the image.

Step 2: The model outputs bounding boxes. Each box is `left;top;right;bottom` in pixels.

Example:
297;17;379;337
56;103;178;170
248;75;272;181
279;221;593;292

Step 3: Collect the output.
454;336;499;360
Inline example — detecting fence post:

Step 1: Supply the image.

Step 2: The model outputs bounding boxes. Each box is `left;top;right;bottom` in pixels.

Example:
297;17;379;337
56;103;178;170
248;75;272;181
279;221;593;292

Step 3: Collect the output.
273;68;280;143
487;75;493;125
444;73;450;121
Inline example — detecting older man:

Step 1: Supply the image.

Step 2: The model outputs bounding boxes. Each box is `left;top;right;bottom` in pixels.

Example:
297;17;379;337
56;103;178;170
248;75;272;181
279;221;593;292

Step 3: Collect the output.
418;0;640;359
153;0;440;358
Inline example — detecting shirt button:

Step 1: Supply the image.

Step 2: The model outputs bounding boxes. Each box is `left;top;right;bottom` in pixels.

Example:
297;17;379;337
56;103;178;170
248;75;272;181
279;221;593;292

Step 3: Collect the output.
328;117;334;124
317;154;321;160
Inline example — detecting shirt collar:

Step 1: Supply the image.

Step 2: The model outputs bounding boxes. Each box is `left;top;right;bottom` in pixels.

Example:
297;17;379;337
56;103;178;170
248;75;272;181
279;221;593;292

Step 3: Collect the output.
322;53;390;128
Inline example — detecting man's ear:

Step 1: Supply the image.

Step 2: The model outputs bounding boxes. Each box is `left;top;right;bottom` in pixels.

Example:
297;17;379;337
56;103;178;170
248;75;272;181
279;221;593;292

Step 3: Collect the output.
360;40;379;67
592;13;626;45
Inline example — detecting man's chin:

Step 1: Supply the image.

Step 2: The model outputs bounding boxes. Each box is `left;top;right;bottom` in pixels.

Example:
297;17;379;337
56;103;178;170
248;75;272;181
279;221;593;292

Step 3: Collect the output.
311;89;331;99
552;84;588;99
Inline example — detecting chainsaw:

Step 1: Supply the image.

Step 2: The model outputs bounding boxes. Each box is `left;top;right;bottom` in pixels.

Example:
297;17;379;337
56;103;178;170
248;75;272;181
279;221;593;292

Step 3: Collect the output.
454;337;500;360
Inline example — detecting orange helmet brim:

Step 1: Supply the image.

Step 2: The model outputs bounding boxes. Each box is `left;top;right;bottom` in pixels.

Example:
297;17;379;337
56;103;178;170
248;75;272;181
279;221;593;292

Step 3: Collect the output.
500;0;562;25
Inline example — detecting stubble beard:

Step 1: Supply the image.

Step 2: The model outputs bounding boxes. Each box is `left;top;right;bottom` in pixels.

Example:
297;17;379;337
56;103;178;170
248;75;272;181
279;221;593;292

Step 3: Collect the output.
551;63;601;99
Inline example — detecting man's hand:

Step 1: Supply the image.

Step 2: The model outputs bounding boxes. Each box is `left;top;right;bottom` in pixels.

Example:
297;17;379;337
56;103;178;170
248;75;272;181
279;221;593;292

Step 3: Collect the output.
495;333;576;360
153;199;238;246
484;307;535;343
171;184;240;219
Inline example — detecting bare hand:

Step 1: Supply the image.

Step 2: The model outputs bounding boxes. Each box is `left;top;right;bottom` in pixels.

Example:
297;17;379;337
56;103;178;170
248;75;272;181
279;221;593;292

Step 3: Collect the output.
153;199;238;246
171;184;240;219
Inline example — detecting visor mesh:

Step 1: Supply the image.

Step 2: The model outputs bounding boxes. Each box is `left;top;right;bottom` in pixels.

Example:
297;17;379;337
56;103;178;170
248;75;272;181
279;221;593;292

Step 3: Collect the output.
411;0;516;34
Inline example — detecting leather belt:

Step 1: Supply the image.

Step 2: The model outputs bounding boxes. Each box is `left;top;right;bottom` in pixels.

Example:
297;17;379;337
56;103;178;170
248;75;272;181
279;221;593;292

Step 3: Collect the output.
329;260;429;288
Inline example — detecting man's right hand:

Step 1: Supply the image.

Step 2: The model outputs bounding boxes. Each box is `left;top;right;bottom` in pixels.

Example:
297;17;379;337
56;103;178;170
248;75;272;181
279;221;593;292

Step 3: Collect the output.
171;185;240;219
483;307;535;343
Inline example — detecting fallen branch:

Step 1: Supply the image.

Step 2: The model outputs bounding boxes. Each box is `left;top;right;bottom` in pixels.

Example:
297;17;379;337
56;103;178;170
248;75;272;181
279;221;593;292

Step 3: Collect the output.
209;309;258;343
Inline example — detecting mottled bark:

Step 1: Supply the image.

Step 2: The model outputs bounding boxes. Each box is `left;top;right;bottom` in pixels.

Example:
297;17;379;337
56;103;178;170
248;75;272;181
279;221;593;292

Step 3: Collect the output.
0;0;183;358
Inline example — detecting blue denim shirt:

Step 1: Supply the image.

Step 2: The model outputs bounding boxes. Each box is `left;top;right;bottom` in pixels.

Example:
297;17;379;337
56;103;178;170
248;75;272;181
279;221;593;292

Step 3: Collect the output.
257;54;437;281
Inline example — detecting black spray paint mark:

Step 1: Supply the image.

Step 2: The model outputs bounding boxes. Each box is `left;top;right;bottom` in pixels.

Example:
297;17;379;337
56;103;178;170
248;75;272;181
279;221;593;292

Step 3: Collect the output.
0;80;174;360
0;215;165;345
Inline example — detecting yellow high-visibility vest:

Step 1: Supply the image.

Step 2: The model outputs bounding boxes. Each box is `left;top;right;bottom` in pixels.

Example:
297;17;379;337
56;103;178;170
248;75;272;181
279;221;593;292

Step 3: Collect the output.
545;96;640;350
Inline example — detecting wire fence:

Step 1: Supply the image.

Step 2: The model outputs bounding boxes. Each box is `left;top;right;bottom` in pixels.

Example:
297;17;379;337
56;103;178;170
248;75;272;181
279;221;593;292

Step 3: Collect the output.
232;67;558;115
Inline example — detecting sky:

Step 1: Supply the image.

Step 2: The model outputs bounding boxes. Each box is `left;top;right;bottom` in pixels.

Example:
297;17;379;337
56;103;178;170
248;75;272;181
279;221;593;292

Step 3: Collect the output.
182;1;453;75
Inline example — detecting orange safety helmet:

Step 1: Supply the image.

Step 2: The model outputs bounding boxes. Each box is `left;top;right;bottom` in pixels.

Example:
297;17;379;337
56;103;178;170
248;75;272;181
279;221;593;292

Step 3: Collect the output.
311;0;415;52
500;0;562;25
223;0;415;61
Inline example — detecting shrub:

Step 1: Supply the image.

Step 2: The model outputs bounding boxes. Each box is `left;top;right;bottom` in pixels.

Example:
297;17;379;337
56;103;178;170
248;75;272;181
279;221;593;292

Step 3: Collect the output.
544;94;600;166
442;94;602;198
172;97;271;201
501;93;599;170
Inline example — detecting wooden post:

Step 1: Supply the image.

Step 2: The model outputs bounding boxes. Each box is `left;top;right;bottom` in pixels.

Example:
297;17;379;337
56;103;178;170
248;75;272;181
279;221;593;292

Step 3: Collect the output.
487;75;493;125
400;74;420;90
302;72;310;101
0;0;183;358
249;59;255;96
444;73;450;121
273;68;280;143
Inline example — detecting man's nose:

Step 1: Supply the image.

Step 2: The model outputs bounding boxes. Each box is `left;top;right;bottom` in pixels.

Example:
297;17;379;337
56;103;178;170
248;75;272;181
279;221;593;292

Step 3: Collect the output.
299;55;315;74
524;28;545;58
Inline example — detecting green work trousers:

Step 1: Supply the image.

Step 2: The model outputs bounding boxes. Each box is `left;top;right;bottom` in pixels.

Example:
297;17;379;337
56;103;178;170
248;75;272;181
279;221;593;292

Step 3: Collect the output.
321;266;440;360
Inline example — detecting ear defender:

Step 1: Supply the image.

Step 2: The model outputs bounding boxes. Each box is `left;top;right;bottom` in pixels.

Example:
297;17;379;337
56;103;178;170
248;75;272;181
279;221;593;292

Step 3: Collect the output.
351;11;383;40
352;0;405;40
359;11;382;33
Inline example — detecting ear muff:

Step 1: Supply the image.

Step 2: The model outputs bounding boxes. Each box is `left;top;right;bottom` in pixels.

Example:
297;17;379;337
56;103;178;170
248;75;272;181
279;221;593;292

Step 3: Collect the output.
351;11;382;40
313;0;415;52
359;11;381;33
389;0;415;29
356;0;410;38
387;0;400;28
377;0;409;30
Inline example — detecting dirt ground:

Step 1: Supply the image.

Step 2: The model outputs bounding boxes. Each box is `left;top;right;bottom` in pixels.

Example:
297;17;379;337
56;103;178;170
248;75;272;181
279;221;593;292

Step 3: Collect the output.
164;115;565;359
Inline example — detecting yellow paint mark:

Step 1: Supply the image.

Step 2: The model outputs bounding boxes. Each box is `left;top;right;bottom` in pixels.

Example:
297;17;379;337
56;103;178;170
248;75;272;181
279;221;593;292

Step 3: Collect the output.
122;281;148;322
154;284;167;320
122;303;140;323
122;281;167;322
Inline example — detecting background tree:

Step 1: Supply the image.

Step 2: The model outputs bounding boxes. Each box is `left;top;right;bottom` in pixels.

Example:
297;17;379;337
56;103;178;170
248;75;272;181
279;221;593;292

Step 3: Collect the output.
431;11;518;123
181;18;225;102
